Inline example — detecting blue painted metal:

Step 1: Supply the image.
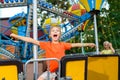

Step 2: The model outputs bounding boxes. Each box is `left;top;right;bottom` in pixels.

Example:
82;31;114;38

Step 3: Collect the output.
18;26;26;36
15;0;19;2
20;0;23;2
39;0;53;9
1;40;19;46
27;0;33;4
4;0;25;3
10;0;14;3
4;0;9;3
0;47;16;59
8;12;26;22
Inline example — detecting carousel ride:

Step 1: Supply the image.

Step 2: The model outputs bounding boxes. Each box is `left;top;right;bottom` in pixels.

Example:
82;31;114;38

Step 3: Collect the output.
1;0;117;80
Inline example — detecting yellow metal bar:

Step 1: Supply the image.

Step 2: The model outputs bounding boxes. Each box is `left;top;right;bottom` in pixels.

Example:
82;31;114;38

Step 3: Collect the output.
80;0;90;12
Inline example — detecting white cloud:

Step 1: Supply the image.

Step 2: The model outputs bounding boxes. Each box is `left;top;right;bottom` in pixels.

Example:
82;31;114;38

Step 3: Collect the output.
0;6;27;18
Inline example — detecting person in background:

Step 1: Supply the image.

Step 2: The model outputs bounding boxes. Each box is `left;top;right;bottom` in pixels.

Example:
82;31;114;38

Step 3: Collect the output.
100;41;115;54
10;25;96;80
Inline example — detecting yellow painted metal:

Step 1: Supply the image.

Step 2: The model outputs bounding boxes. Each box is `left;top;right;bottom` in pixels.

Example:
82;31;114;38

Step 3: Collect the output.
0;65;18;80
66;60;86;80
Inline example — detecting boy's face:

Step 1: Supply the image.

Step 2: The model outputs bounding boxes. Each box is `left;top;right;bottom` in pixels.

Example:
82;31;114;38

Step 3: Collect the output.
49;27;61;42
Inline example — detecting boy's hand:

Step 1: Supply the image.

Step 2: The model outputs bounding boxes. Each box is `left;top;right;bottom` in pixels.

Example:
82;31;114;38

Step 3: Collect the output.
88;43;96;48
10;33;15;38
10;33;18;40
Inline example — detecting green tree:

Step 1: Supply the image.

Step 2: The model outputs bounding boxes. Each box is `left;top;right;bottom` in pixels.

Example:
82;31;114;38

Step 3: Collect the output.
97;0;120;51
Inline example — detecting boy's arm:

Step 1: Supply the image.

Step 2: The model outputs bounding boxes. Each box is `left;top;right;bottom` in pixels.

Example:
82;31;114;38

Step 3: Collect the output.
71;43;95;48
10;33;40;46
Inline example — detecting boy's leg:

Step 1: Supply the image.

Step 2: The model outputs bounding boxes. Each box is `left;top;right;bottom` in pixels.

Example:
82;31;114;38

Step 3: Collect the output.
37;77;44;80
37;71;57;80
37;71;47;80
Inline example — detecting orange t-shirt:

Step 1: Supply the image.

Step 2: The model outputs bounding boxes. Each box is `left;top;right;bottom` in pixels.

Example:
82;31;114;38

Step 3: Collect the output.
39;41;71;72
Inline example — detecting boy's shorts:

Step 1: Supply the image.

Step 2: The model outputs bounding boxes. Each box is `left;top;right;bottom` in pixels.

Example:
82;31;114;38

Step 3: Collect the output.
40;71;57;80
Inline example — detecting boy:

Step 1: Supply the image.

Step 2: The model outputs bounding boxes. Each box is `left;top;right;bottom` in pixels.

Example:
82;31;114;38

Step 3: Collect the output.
10;25;95;80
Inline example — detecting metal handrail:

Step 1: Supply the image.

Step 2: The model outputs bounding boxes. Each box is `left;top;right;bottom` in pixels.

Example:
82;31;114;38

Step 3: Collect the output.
24;58;60;80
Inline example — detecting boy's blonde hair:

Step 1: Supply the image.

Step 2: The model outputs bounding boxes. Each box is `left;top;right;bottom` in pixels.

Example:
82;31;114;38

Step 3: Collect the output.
49;25;61;33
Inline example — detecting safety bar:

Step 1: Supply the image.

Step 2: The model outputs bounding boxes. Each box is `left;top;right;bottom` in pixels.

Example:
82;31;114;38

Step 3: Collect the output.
24;58;60;80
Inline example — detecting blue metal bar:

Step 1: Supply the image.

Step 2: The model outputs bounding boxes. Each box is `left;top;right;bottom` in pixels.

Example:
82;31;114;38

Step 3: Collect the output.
2;16;25;34
0;47;15;59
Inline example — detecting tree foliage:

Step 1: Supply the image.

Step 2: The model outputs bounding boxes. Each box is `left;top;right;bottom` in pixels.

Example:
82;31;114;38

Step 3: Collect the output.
97;0;120;50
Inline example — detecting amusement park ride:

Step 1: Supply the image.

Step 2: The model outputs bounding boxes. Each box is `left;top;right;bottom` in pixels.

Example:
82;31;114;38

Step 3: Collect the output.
1;0;119;80
0;0;101;60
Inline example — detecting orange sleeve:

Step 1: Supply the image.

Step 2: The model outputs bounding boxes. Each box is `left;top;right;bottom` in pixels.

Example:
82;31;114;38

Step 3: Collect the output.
62;42;72;50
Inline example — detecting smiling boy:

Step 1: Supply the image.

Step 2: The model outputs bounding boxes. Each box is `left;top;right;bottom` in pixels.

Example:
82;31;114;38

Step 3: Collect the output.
10;25;95;80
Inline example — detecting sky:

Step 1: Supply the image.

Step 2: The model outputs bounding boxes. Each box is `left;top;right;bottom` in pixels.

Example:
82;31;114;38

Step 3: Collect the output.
0;6;27;18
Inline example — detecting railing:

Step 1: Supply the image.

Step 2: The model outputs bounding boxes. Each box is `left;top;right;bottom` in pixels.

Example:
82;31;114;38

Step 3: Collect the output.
24;58;60;80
